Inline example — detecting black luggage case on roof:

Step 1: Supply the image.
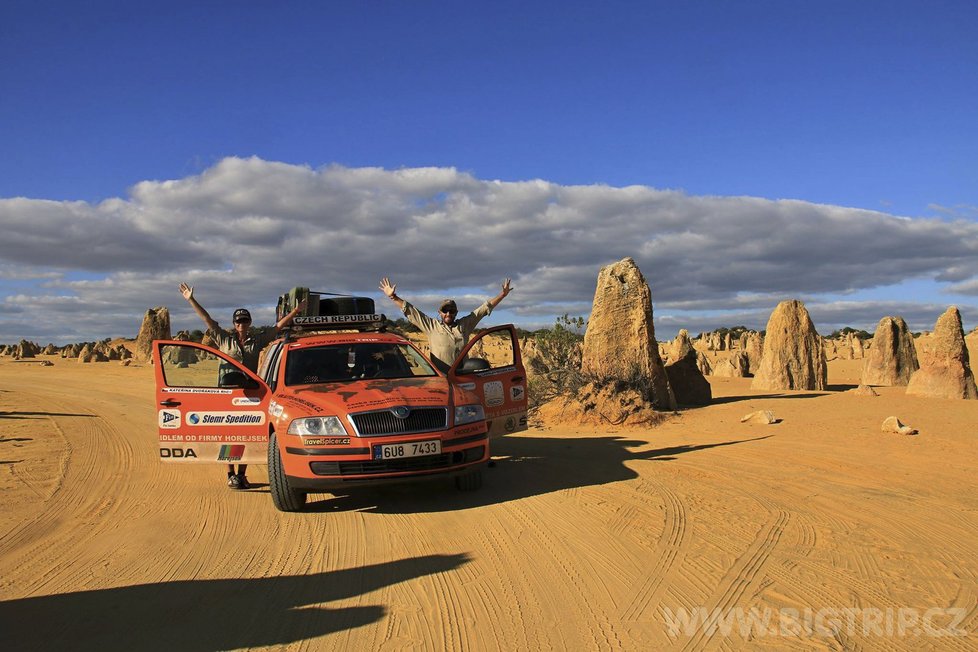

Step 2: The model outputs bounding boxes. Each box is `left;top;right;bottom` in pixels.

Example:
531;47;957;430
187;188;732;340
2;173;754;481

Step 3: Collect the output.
277;287;375;320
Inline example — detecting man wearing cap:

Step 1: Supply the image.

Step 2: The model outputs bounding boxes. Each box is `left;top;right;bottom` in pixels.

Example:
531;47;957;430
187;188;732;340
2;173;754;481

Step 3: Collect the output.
379;277;512;373
178;282;306;489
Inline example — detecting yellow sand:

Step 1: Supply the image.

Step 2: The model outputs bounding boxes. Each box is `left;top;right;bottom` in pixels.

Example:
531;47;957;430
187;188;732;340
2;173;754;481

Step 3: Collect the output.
1;351;976;649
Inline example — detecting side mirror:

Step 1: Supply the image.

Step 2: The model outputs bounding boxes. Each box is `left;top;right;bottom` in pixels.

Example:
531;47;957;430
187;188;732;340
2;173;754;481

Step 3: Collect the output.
220;371;259;389
457;357;491;374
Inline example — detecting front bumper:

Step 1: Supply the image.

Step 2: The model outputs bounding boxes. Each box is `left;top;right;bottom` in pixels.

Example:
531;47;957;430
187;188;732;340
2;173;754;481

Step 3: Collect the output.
283;434;488;490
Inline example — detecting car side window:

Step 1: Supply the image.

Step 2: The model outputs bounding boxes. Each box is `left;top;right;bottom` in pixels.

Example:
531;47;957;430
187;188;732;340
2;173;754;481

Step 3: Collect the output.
483;331;516;369
261;342;284;390
467;330;516;371
160;344;226;387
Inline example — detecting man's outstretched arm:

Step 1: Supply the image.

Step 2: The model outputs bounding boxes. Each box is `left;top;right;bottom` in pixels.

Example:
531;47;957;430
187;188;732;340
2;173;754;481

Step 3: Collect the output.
179;282;220;332
380;276;406;311
488;278;513;310
274;299;308;333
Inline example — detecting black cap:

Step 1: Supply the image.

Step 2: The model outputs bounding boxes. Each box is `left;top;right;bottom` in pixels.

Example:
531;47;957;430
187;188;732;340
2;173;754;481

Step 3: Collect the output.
233;308;251;323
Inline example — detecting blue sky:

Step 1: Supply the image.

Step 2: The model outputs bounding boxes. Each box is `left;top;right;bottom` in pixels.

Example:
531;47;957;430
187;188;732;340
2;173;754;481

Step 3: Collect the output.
1;1;977;344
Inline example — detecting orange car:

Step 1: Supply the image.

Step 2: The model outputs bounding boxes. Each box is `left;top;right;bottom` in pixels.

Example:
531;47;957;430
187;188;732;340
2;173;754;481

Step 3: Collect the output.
153;315;527;511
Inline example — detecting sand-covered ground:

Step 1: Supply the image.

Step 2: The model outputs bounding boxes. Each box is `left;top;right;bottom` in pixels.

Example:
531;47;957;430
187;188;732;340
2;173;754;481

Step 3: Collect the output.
1;353;977;650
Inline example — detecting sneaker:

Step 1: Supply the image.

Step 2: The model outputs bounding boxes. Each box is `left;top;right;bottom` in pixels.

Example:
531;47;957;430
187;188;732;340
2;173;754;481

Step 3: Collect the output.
228;474;242;489
237;475;251;490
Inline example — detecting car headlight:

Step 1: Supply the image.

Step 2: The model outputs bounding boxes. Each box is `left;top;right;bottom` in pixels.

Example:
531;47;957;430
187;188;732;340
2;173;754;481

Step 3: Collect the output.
288;416;348;436
454;404;485;426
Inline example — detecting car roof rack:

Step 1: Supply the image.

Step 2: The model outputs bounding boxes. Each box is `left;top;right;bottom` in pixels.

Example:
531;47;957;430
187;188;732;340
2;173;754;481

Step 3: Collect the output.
281;314;388;343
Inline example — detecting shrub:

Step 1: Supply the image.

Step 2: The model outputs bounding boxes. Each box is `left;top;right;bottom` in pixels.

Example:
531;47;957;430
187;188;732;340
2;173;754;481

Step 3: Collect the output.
527;315;586;412
828;326;872;340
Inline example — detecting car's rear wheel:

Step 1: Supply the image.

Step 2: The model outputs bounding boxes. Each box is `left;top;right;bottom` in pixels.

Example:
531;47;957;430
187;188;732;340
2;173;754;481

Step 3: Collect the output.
268;432;307;512
454;468;483;491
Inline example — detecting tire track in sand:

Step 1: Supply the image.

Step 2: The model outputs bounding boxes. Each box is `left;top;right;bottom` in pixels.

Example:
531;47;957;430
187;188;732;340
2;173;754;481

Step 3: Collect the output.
504;500;618;650
678;508;789;652
620;478;689;622
318;510;370;652
0;387;136;597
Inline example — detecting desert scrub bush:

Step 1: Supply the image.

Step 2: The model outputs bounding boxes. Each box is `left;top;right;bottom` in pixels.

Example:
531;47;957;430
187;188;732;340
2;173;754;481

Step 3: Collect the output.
527;315;586;412
527;315;673;420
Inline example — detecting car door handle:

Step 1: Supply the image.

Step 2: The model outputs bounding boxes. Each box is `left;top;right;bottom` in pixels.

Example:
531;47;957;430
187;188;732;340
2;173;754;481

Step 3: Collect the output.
160;400;181;407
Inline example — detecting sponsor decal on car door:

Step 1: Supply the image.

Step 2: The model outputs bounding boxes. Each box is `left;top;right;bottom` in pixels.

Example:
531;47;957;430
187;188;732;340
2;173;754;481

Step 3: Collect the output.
153;340;271;463
449;325;528;438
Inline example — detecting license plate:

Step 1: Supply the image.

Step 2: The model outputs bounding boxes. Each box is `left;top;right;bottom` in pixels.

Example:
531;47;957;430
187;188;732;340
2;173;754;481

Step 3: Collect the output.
374;439;441;460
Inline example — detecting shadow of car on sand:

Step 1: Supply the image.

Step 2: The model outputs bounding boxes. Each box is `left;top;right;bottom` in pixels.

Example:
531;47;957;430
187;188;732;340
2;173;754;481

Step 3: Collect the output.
0;554;469;651
287;432;773;515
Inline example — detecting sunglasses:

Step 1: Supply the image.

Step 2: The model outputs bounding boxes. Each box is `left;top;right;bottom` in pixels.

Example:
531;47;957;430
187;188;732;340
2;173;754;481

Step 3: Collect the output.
234;318;252;324
440;309;457;315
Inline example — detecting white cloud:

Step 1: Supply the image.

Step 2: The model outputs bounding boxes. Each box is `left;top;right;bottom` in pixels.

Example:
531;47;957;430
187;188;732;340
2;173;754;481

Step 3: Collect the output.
946;278;978;296
1;156;976;343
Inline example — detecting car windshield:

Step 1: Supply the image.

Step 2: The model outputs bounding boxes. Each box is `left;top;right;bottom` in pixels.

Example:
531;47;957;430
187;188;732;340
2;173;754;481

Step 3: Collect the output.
284;342;437;385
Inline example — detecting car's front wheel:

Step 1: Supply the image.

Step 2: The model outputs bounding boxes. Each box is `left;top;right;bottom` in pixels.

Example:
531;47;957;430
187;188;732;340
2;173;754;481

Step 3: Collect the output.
268;432;307;512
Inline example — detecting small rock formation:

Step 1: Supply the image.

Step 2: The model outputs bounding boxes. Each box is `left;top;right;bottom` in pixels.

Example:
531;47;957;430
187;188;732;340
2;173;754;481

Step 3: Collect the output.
42;344;59;355
664;330;711;406
658;342;669;362
741;410;778;424
744;332;764;374
134;307;172;363
712;332;725;351
39;360;54;367
751;300;827;391
848;384;879;396
78;345;108;363
711;351;750;378
164;331;200;365
906;307;977;399
581;258;676;410
823;338;836;361
702;331;724;351
62;343;82;358
881;416;917;435
668;329;695;363
861;316;919;386
836;335;853;360
17;340;36;359
77;343;93;363
695;351;713;376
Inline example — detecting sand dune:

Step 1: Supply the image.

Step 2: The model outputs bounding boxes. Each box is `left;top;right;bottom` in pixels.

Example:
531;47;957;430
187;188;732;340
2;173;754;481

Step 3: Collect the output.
1;355;976;649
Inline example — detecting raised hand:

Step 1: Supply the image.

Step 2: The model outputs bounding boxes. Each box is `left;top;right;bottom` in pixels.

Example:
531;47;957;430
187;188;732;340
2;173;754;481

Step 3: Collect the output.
379;277;397;299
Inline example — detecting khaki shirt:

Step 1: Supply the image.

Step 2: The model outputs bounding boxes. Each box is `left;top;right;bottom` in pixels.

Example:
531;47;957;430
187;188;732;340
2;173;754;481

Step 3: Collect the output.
401;300;492;373
208;326;276;373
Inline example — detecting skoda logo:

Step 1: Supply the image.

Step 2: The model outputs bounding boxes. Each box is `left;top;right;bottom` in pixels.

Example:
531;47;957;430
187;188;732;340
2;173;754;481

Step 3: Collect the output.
391;406;410;419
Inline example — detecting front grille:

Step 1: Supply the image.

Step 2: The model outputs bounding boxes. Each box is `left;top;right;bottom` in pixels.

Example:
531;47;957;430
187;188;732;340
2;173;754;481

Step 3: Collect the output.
312;454;451;476
310;445;485;477
349;407;448;436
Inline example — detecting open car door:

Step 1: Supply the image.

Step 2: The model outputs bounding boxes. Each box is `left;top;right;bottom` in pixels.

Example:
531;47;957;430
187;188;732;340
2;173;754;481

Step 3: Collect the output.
153;340;271;464
449;325;528;438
